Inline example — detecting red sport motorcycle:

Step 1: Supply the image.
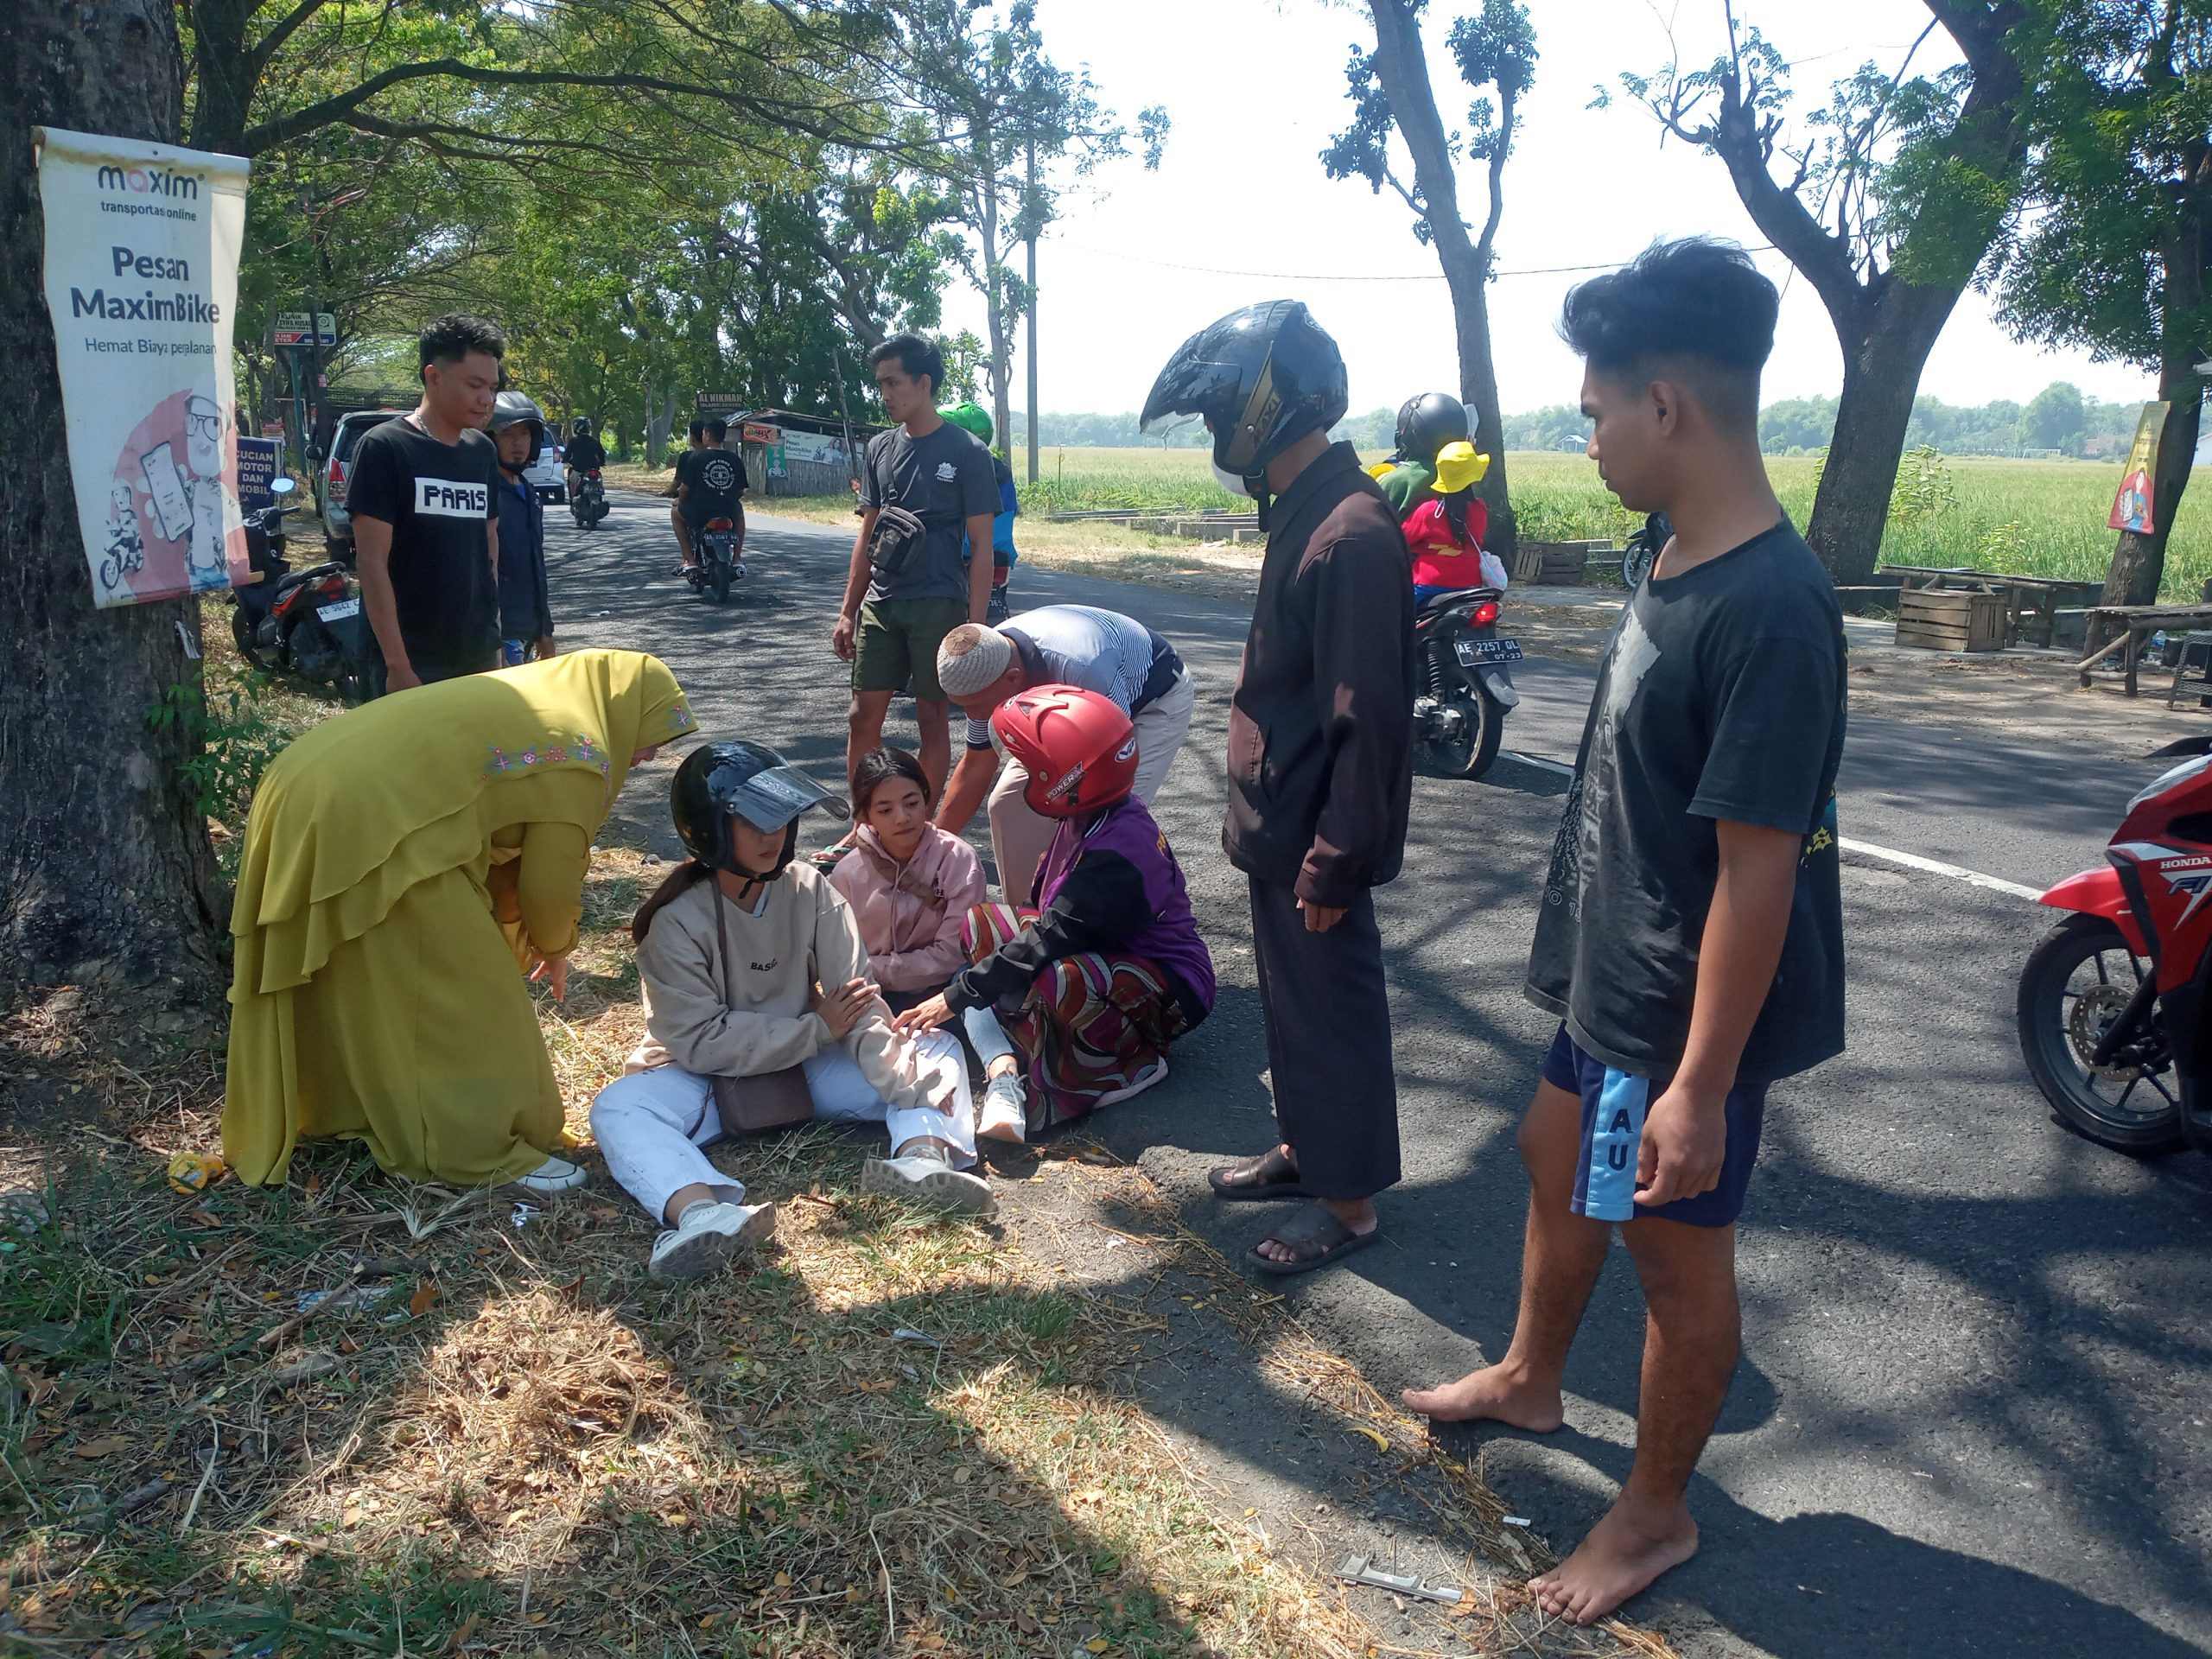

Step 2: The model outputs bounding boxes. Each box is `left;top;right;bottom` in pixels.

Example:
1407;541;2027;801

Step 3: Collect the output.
2018;735;2212;1154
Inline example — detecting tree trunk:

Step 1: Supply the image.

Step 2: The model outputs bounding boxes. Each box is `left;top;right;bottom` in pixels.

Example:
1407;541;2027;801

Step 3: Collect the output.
1806;276;1963;584
1364;0;1517;555
2100;214;2209;607
1;0;225;998
182;0;255;153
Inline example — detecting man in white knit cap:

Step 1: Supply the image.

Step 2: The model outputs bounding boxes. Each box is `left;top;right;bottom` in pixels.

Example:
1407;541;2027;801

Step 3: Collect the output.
935;603;1197;903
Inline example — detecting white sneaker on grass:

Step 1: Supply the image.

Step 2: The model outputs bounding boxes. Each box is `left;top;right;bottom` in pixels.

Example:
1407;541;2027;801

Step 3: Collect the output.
515;1155;588;1195
976;1073;1027;1143
649;1199;778;1284
862;1154;994;1216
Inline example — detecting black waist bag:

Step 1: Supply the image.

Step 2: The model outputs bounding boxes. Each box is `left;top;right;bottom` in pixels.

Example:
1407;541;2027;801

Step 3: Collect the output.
868;503;929;577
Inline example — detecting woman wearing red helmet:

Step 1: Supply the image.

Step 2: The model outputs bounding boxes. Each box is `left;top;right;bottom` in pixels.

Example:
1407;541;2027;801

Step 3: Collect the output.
893;685;1215;1135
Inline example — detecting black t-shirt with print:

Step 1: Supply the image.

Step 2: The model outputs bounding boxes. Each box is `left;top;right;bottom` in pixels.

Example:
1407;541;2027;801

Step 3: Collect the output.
1525;521;1847;1085
677;445;748;524
857;421;997;603
346;417;502;671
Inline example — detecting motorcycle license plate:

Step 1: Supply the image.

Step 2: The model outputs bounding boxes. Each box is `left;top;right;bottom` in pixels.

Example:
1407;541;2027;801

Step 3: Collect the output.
315;598;361;622
1455;637;1522;666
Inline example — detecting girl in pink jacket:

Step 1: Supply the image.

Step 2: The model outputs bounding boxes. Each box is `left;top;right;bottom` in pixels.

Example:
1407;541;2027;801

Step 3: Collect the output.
830;748;988;1014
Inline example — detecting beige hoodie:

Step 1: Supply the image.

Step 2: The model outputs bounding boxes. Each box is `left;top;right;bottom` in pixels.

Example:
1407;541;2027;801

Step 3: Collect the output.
625;863;952;1115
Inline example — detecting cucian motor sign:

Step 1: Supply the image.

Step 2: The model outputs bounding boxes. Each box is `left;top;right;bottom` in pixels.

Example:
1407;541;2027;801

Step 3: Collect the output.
34;127;251;610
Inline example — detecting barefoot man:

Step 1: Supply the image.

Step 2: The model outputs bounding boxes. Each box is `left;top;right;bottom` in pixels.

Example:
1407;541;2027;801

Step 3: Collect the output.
1404;239;1847;1624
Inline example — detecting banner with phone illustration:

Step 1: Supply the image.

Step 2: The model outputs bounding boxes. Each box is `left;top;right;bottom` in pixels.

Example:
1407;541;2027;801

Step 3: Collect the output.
35;127;251;608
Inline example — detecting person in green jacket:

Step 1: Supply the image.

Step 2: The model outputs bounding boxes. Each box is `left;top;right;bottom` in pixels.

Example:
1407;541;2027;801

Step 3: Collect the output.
1376;391;1471;520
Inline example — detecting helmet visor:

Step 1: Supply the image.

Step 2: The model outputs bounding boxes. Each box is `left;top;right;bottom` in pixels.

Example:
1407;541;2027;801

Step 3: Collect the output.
715;762;846;833
1141;349;1248;435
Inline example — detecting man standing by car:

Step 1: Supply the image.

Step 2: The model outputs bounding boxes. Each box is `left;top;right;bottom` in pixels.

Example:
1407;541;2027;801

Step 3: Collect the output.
831;334;995;795
348;314;505;690
676;418;748;575
934;604;1196;904
1401;240;1847;1627
1141;301;1414;1276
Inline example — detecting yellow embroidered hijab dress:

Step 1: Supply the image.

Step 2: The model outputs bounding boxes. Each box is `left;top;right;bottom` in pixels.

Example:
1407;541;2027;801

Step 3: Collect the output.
223;650;697;1187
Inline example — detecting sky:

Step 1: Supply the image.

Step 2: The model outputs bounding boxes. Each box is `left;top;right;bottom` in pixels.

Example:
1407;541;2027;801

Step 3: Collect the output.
937;0;2164;421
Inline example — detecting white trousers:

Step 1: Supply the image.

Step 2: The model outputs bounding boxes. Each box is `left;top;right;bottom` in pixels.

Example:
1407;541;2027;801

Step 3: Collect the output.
988;666;1196;903
589;1035;975;1225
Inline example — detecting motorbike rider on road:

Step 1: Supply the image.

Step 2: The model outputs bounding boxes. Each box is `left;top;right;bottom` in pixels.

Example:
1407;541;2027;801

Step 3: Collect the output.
675;418;748;578
563;416;606;500
1375;391;1471;521
490;391;556;665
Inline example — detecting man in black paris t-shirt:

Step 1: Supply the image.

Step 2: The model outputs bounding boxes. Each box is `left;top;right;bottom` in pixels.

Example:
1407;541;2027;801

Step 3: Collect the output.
348;314;506;689
1402;242;1846;1628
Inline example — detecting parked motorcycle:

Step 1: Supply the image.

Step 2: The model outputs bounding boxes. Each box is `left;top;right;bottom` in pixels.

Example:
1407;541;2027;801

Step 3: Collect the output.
2017;734;2212;1154
1621;511;1672;589
229;477;380;703
684;515;744;604
1411;585;1520;779
570;468;609;530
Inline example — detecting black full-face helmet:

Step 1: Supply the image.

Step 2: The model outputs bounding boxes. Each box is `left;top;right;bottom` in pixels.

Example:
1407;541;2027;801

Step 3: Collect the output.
671;741;844;878
1139;300;1349;498
571;416;594;437
1395;391;1471;465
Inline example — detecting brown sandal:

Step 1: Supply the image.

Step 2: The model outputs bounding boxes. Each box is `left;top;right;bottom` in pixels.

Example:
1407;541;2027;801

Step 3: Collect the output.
1208;1147;1311;1203
1247;1203;1380;1276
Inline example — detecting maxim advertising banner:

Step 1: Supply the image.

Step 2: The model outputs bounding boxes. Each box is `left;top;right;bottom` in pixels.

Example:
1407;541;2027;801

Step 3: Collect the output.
35;128;251;608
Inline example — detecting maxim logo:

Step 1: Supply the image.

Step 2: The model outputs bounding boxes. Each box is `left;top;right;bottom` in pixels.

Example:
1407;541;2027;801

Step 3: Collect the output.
96;164;199;200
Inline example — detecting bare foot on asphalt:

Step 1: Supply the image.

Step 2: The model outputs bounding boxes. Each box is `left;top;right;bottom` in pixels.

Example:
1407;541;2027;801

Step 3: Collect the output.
1400;1364;1566;1432
1526;1494;1699;1624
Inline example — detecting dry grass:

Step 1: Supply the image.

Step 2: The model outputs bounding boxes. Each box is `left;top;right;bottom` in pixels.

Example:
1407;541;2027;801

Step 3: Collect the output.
1;836;1667;1657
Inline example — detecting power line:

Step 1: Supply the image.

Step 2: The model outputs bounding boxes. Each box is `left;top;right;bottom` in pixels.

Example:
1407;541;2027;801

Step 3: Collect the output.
1052;241;1780;283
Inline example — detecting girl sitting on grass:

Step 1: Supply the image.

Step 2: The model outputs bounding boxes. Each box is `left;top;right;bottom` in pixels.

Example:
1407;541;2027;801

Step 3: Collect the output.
589;741;988;1285
829;747;987;1014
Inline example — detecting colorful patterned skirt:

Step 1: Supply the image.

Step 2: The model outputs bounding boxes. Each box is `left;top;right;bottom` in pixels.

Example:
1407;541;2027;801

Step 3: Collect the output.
960;903;1192;1129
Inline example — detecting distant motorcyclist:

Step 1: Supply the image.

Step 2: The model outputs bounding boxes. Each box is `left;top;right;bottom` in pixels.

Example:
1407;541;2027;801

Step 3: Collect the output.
1373;391;1471;521
563;416;606;499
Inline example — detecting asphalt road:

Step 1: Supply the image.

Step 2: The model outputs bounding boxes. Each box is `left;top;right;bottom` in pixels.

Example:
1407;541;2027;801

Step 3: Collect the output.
547;491;2212;1657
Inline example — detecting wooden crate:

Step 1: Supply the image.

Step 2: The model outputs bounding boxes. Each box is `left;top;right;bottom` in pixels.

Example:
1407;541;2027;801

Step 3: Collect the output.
1895;587;2007;652
1508;541;1591;586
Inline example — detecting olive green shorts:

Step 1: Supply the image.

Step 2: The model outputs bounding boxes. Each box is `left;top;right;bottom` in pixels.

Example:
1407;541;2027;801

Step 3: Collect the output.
852;596;969;701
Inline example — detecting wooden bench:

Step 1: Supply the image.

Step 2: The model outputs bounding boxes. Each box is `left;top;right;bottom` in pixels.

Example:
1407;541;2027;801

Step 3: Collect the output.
2075;604;2212;698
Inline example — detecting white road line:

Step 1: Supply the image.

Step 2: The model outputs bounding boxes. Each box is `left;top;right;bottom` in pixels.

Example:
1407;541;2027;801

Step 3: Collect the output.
1835;839;2046;902
1500;752;2048;903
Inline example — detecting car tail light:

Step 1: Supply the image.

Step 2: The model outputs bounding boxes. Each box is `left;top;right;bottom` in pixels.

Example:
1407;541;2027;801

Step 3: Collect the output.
1472;601;1499;626
327;457;346;502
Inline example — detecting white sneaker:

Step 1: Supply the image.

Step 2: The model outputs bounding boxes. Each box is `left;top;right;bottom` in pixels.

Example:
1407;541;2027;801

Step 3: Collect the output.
648;1200;777;1283
1091;1057;1170;1109
977;1074;1027;1143
515;1155;588;1195
862;1155;994;1216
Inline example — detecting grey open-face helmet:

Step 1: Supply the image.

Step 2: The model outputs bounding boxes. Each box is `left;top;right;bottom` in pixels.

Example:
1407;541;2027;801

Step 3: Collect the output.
489;389;547;452
1139;300;1349;499
671;741;844;877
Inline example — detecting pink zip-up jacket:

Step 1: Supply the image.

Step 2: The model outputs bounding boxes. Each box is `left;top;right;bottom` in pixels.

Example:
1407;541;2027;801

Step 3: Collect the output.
828;823;987;994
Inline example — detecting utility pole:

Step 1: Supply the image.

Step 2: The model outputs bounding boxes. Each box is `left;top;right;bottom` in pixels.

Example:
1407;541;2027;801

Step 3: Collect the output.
1024;130;1039;486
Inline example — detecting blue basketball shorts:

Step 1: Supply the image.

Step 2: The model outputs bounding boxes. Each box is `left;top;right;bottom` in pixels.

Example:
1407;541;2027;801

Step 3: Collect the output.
1541;1024;1768;1228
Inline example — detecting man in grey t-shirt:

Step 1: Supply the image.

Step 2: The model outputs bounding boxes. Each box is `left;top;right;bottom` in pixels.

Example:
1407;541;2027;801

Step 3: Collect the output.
830;334;996;794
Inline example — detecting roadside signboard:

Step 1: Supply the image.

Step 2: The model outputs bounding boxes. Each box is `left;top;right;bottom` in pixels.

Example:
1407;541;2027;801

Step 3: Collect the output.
235;435;280;510
273;309;335;346
35;125;251;607
695;392;745;416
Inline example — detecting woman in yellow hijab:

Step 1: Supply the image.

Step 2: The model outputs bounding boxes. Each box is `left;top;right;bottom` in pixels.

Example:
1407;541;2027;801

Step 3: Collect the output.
224;650;698;1192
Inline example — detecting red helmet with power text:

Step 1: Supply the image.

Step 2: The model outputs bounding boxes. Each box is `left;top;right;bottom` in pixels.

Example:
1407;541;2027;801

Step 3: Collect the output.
990;684;1138;817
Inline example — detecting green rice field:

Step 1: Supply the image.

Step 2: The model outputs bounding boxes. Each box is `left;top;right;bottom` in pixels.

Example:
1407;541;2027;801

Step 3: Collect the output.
1014;447;2212;599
